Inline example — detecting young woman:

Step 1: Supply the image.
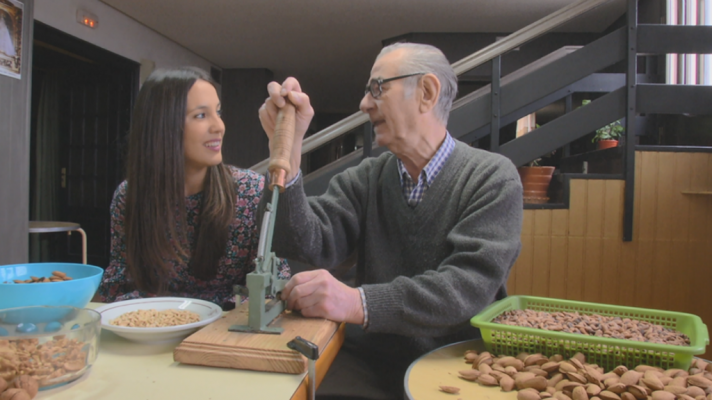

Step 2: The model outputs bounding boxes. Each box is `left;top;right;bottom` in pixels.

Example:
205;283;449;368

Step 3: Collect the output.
97;67;288;310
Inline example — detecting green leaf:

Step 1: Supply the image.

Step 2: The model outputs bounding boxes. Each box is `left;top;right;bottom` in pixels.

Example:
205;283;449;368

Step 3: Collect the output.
592;119;624;142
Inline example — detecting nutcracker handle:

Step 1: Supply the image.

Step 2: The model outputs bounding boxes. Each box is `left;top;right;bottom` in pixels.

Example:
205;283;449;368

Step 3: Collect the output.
268;102;296;192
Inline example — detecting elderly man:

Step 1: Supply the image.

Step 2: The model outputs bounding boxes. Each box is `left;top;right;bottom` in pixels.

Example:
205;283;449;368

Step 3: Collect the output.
258;42;523;399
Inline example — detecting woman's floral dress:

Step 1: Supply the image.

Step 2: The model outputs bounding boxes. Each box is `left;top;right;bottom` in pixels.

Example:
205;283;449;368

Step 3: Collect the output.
97;166;290;310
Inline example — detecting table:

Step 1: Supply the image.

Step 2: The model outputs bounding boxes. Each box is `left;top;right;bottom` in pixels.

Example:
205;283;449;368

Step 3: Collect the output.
36;303;345;400
404;339;512;400
404;340;712;400
28;221;87;264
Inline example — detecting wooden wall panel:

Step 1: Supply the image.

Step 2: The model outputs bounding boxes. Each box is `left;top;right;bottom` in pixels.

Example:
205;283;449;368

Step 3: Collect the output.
509;151;712;359
533;210;552;236
582;238;602;303
671;155;692;239
600;238;620;305
548;237;568;299
585;181;605;238
638;152;658;241
569;181;587;237
704;155;712;239
632;153;643;238
618;242;638;306
685;243;710;324
531;236;551;297
688;154;709;193
650;240;671;311
602;180;623;239
687;154;710;240
565;237;584;302
668;241;690;315
551;209;569;236
655;152;676;241
513;234;534;295
634;240;655;308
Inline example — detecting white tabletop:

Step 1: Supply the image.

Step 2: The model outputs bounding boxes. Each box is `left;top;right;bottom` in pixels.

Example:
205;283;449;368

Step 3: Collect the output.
36;303;306;400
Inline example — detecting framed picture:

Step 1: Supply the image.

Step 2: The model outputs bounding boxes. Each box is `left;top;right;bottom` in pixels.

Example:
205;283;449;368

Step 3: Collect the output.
0;0;22;79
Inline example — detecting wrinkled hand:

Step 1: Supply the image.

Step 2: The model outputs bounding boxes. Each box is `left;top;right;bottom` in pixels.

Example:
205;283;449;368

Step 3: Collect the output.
258;77;314;181
281;269;364;325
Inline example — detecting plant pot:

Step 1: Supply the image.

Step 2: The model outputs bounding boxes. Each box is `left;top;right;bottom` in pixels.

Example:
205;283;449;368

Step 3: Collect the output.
517;166;555;180
523;182;549;192
517;166;555;204
597;139;618;150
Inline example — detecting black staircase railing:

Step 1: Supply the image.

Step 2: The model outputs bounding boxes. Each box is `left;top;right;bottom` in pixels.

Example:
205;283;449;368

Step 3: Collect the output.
623;0;637;242
490;55;501;152
499;87;626;166
451;0;712;241
251;0;616;177
448;27;627;146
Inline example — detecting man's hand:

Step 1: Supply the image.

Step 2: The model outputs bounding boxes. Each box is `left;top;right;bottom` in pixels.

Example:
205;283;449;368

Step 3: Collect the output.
258;77;314;182
281;269;365;325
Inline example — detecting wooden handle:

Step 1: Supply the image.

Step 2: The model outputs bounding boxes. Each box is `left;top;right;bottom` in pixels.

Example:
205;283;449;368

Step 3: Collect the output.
268;102;296;191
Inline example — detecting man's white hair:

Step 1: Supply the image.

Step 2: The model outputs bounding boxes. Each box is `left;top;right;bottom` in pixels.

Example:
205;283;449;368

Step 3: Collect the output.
376;42;458;125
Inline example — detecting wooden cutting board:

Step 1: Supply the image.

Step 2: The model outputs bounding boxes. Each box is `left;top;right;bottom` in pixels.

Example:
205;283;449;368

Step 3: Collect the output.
173;301;339;374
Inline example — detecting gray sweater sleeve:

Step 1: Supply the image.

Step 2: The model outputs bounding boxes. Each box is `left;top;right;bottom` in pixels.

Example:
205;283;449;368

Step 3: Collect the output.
261;161;371;269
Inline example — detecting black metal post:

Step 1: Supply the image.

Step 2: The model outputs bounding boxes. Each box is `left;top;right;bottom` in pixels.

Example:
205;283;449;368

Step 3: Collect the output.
563;94;573;158
623;0;637;242
490;56;501;153
362;121;372;159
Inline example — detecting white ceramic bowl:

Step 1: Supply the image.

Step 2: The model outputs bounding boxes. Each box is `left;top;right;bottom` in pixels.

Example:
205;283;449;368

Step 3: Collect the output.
94;297;222;344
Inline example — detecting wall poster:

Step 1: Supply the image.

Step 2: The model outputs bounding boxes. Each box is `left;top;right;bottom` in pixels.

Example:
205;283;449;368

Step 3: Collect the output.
0;0;22;79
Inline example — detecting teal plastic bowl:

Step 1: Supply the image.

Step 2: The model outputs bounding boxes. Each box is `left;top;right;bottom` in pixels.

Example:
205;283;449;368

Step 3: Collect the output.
0;263;103;312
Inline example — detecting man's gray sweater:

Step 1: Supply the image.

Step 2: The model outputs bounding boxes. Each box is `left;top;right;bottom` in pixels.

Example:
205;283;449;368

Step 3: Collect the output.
263;140;523;363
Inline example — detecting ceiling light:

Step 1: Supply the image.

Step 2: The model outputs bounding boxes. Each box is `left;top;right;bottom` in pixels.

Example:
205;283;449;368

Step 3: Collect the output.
76;9;98;29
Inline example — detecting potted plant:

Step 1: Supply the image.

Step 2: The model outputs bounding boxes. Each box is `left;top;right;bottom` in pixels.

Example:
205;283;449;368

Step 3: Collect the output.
515;117;556;204
581;100;623;150
592;119;623;150
518;158;555;204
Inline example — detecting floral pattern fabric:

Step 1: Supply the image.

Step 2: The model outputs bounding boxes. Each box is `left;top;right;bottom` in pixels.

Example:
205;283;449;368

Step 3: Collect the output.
97;166;290;310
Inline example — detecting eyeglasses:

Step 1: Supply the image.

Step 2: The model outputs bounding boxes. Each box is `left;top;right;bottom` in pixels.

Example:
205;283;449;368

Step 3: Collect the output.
364;72;426;99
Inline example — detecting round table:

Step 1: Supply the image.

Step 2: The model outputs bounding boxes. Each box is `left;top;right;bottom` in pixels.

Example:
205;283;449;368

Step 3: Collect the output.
29;221;87;264
404;339;517;400
404;340;711;400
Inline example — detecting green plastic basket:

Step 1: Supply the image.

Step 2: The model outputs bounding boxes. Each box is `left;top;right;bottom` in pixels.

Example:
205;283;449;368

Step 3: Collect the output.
470;295;709;371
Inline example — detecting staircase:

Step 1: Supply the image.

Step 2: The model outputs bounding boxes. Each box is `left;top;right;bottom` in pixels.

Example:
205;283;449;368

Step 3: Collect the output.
251;0;712;357
252;0;712;241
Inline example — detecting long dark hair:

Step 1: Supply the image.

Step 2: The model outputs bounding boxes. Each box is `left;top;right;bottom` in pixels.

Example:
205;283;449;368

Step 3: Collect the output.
124;67;235;293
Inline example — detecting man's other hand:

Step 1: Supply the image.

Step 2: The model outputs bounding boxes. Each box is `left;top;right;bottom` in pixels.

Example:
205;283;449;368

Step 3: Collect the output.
281;269;365;325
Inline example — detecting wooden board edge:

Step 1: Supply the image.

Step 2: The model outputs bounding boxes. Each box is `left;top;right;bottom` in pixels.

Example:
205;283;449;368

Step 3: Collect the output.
174;344;307;374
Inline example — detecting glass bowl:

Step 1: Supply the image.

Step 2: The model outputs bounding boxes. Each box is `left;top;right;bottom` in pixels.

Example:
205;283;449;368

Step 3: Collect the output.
0;306;101;390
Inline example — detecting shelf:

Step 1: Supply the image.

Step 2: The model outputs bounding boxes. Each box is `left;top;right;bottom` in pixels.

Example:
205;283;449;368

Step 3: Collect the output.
681;191;712;196
523;202;568;210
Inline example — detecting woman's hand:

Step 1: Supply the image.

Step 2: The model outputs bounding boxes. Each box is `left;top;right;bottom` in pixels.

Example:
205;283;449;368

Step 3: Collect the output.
259;77;314;182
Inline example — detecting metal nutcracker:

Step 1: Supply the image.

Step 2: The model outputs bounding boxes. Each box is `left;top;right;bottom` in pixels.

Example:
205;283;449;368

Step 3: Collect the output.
229;102;296;334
